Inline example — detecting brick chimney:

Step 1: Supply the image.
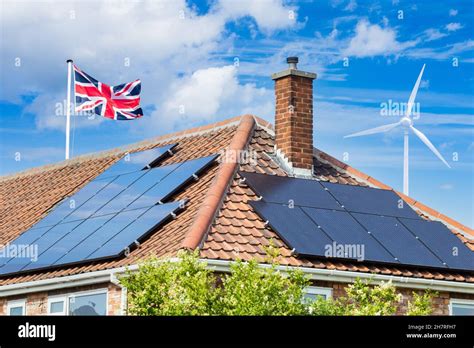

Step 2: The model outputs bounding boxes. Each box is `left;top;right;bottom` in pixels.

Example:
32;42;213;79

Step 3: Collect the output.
272;57;317;176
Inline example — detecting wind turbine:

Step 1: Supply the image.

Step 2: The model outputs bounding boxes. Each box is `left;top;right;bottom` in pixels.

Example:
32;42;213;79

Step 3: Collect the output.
344;64;451;196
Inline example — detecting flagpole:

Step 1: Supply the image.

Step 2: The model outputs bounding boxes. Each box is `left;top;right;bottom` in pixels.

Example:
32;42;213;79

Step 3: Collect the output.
65;59;73;160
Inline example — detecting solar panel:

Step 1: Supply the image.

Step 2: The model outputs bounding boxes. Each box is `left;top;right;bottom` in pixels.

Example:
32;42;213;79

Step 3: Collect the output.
353;213;446;268
0;226;50;269
55;207;149;265
249;201;333;256
399;218;474;271
21;215;114;271
0;221;82;274
246;173;473;271
87;202;182;261
301;208;395;263
62;170;146;223
29;178;116;229
1;203;182;274
93;143;177;181
321;182;420;219
240;172;343;210
90;164;179;217
0;152;218;276
127;155;217;210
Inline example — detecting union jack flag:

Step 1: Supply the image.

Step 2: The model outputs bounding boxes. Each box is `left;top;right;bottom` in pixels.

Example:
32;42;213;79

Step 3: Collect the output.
74;65;143;120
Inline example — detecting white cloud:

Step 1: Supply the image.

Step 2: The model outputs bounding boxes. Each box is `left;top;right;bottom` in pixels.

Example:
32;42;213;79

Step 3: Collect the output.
215;0;297;32
344;0;357;12
449;9;458;17
23;93;104;131
0;0;296;132
422;28;448;42
343;20;417;57
406;39;474;60
164;66;238;120
445;22;463;32
153;65;273;132
439;183;454;190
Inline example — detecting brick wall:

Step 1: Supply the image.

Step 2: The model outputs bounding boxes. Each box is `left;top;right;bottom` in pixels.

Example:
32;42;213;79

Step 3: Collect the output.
0;279;472;315
0;282;123;315
274;74;314;170
310;280;474;315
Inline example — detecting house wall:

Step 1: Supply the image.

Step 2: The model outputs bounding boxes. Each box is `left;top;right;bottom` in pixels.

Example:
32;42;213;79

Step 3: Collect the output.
0;282;122;315
0;279;472;315
311;280;474;315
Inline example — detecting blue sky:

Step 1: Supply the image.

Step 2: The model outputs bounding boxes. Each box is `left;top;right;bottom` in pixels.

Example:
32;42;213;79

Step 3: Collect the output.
0;0;473;227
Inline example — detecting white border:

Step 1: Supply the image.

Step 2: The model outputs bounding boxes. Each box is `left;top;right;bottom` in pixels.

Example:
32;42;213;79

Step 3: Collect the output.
7;298;26;315
449;298;474;315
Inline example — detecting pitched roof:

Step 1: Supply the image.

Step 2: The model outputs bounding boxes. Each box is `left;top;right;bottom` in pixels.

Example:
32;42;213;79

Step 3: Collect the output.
0;115;473;286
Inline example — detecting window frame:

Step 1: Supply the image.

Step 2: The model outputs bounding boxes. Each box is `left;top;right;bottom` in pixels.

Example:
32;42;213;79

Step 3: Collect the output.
449;298;474;316
47;295;67;315
304;286;333;300
7;299;26;316
47;288;108;316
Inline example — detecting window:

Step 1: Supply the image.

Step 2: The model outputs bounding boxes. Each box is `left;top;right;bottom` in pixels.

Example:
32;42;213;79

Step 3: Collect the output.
450;299;474;316
48;296;66;315
47;290;107;316
7;299;26;315
69;291;107;316
304;286;333;301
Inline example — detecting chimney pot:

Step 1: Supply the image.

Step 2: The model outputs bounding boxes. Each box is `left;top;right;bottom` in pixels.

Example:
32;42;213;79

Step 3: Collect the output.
286;56;299;69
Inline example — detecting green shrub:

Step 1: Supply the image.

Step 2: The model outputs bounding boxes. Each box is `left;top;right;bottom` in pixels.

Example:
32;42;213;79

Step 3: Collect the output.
120;251;435;316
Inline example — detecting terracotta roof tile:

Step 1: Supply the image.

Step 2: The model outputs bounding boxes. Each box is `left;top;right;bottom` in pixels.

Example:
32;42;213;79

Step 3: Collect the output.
1;116;472;287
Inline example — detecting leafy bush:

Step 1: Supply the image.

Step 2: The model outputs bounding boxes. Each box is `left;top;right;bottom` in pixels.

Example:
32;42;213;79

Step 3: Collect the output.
407;290;437;316
120;251;435;316
120;250;218;315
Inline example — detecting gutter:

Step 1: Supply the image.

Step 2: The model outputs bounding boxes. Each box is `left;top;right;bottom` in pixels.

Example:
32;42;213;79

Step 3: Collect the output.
0;258;472;298
0;258;179;297
204;259;474;295
0;266;137;297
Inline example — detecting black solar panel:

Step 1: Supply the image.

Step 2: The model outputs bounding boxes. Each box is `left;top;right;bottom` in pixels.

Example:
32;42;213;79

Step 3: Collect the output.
90;164;177;216
127;155;217;209
246;172;474;271
399;218;474;271
249;201;332;256
0;150;218;276
240;172;342;210
302;208;395;263
55;207;149;265
29;178;116;229
87;202;182;261
321;182;420;219
353;213;446;268
62;171;146;223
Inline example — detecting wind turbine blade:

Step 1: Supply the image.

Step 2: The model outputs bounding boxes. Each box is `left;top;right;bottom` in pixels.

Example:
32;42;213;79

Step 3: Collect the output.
406;64;426;117
410;125;451;168
344;122;400;138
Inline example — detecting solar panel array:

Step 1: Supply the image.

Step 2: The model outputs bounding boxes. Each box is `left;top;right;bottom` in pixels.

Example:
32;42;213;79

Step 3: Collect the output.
243;172;473;271
0;145;218;276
